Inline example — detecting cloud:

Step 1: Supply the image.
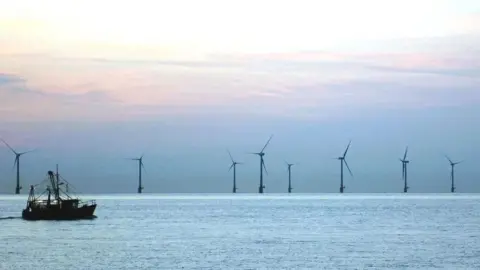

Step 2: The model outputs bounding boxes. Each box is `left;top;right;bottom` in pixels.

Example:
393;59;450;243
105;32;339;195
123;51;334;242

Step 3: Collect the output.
0;77;115;104
1;58;478;123
0;73;25;85
1;33;480;122
0;74;125;121
368;66;480;78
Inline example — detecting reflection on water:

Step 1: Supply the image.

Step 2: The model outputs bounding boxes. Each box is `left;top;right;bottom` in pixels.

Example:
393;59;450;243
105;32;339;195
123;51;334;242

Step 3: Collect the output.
1;194;479;269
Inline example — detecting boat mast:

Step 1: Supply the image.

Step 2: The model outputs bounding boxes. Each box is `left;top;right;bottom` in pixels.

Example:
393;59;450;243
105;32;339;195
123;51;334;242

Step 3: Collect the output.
47;170;59;200
56;164;60;199
26;185;35;208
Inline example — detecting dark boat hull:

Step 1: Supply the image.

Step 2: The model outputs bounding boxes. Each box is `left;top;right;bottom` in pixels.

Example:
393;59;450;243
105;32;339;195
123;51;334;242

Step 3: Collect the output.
22;204;97;221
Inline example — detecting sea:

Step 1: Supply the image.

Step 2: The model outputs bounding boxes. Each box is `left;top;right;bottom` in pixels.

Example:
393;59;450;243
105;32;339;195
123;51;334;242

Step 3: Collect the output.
0;194;479;270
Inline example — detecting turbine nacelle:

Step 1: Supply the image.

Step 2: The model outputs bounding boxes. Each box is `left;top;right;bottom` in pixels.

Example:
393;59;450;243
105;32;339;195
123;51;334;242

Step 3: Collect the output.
228;161;243;171
227;150;243;171
285;161;294;169
445;155;463;167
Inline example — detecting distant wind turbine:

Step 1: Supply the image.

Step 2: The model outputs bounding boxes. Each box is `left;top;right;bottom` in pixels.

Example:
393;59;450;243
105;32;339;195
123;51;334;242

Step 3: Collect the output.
250;135;273;194
286;162;294;193
1;138;36;194
337;140;353;193
399;147;410;193
445;155;463;193
129;155;146;194
228;150;243;193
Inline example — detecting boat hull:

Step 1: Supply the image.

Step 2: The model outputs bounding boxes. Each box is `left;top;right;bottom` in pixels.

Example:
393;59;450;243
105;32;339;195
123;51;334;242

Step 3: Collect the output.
22;204;97;221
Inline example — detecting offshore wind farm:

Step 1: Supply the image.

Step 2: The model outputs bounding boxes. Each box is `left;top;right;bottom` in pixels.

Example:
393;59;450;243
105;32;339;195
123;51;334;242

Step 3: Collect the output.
0;135;469;195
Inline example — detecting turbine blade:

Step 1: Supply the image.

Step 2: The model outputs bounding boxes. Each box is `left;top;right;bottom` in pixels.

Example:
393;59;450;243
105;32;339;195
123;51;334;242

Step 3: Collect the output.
19;148;36;155
262;159;268;175
1;138;18;155
402;163;405;179
343;140;352;158
344;159;353;177
141;161;146;173
228;163;234;171
260;134;274;153
12;156;18;170
403;146;408;160
454;160;464;165
227;149;234;163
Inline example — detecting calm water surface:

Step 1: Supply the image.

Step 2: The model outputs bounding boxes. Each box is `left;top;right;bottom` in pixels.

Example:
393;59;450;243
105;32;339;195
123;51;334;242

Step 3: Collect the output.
0;194;479;269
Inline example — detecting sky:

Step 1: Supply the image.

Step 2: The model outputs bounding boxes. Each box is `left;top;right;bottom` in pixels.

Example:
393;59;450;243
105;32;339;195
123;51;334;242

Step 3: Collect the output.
0;0;479;194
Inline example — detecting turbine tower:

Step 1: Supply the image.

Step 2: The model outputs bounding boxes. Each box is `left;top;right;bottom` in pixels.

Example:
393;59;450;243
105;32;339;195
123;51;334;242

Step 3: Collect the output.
286;162;294;193
1;138;35;194
228;150;242;193
399;147;410;193
445;155;462;193
337;140;353;193
251;135;273;194
130;155;146;194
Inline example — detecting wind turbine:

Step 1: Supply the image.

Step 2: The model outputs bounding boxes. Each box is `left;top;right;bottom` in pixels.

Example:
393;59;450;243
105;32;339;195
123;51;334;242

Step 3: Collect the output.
130;155;146;194
337;140;353;193
228;150;243;193
445;155;463;193
1;138;36;194
286;162;294;193
399;147;410;193
251;135;273;194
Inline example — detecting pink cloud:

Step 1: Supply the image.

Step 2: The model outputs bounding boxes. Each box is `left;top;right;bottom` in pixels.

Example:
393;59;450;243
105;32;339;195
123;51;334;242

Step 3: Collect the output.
1;33;479;122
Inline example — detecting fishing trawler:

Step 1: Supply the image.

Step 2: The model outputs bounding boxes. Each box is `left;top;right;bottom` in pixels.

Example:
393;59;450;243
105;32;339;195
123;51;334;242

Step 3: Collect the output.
22;167;97;220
